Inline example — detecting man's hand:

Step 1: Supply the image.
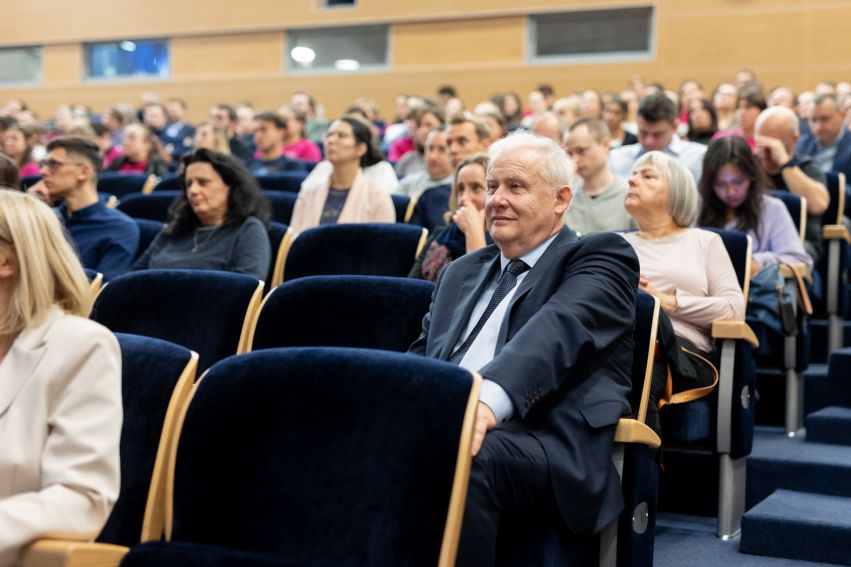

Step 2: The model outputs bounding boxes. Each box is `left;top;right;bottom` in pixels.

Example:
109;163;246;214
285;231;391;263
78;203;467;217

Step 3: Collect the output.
471;401;497;457
754;135;790;170
26;180;50;204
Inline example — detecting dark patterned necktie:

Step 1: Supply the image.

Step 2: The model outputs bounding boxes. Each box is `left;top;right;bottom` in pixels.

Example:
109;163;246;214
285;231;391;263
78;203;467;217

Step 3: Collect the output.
449;259;531;364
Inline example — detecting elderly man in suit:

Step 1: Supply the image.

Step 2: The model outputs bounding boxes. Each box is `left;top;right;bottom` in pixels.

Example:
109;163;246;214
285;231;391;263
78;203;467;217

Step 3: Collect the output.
409;132;639;566
796;93;851;180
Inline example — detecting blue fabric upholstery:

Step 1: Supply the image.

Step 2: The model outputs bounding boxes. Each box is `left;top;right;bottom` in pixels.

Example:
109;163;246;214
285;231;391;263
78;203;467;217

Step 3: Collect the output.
90;269;260;371
250;275;433;352
153;174;181;192
20;174;41;189
132;347;473;566
283;223;423;281
117;191;181;222
98;172;151;198
263;190;296;225
134;219;164;261
266;222;288;284
83;268;100;282
97;333;193;547
120;541;286;566
407;183;450;232
254;171;308;192
391;193;411;223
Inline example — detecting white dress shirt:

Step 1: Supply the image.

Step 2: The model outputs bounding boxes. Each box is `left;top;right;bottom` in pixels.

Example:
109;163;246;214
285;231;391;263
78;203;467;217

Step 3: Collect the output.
456;233;560;422
608;134;708;184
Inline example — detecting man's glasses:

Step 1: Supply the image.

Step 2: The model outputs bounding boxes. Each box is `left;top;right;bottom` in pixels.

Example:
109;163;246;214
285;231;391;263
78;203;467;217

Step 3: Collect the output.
40;159;84;172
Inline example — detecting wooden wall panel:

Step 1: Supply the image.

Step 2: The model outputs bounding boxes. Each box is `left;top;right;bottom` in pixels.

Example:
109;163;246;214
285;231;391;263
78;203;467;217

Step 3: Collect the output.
171;33;283;78
42;45;82;87
394;17;524;67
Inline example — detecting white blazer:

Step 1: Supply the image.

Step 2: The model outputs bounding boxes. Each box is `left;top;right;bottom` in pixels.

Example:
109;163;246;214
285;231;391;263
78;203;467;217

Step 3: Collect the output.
0;306;122;566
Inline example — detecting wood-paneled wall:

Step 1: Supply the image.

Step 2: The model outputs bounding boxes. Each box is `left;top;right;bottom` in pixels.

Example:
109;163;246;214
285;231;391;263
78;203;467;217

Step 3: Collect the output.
2;0;851;122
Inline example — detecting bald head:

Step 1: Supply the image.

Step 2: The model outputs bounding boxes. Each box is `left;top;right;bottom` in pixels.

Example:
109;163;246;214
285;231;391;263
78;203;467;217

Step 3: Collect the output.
531;112;563;142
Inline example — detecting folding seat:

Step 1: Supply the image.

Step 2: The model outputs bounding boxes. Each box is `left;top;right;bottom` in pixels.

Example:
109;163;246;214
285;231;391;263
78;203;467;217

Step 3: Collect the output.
263;190;297;225
133;219;164;261
248;274;433;352
391;193;415;222
280;222;428;282
83;268;104;296
820;173;849;351
254;171;308;192
98;173;157;198
90;270;264;371
151;173;180;192
22;334;198;566
265;222;293;286
119;347;479;566
117;191;181;223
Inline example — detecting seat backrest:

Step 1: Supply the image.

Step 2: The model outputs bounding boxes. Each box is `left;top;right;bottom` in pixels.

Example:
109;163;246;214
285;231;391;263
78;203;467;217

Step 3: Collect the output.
249;275;434;352
20;174;41;189
391;193;411;223
83;268;104;296
266;222;293;286
91;269;264;370
824;172;846;225
134;219;165;261
282;222;428;281
118;191;182;222
631;291;661;423
97;333;197;547
153;173;181;192
264;190;297;224
767;189;806;241
166;347;479;566
701;227;753;302
98;172;152;198
254;171;308;192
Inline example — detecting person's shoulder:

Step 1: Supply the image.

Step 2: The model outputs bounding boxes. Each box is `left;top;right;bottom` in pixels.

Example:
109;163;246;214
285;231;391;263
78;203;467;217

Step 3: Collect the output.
237;216;266;231
102;206;139;230
47;311;118;349
574;230;634;253
609;144;639;159
443;243;499;272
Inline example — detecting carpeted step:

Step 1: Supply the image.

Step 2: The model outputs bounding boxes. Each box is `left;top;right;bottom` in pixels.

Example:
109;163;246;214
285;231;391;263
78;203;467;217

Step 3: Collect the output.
810;319;851;364
741;489;851;565
746;427;851;509
754;366;830;427
827;347;851;407
807;406;851;445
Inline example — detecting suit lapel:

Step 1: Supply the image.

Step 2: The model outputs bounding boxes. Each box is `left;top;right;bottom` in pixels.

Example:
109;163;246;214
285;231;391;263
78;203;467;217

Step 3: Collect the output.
0;307;60;417
440;251;500;360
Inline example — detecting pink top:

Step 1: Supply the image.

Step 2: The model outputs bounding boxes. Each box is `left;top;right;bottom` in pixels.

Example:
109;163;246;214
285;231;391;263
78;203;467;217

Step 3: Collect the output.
621;229;744;352
19;162;40;177
388;136;414;163
103;147;123;169
283;138;322;162
712;128;758;153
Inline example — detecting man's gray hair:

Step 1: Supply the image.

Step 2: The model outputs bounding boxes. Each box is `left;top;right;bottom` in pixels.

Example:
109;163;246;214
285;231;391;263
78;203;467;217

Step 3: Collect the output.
755;105;800;136
633;151;697;227
487;131;574;193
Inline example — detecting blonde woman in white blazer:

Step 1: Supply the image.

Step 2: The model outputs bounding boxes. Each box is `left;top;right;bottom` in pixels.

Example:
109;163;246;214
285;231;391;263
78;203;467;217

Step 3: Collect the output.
0;190;121;566
289;115;395;234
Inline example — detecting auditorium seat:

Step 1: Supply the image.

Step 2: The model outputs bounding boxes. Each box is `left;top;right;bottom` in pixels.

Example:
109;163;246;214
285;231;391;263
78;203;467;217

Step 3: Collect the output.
134;219;164;261
84;268;104;296
119;347;480;566
254;171;308;193
22;334;198;565
391;193;413;223
98;172;158;198
117;191;181;223
264;190;296;225
280;223;428;282
151;173;181;192
266;222;293;286
819;172;849;353
248;275;433;352
90;269;264;371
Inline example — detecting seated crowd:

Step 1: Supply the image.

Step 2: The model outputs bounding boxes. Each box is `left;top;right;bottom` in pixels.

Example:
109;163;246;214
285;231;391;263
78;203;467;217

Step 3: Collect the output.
0;71;848;564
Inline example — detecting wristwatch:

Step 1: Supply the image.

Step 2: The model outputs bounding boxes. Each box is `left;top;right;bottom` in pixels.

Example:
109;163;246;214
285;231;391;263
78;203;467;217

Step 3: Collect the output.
780;156;800;171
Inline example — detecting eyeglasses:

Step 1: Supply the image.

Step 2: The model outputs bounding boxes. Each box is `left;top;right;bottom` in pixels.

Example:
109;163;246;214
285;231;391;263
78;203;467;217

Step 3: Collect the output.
40;159;85;172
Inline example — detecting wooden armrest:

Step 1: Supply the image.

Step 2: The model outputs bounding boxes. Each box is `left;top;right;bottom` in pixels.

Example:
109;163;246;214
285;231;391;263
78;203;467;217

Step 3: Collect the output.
823;224;851;243
142;174;159;195
778;263;813;315
23;539;128;567
614;418;661;448
712;320;759;347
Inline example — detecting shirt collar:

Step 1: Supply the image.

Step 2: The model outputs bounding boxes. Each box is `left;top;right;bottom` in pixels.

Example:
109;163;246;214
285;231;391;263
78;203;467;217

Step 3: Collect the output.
819;127;845;150
499;231;560;272
57;199;106;222
637;134;684;158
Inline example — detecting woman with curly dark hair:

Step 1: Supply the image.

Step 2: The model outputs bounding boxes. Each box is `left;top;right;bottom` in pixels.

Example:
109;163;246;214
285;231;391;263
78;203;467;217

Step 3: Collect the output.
698;136;812;276
133;148;271;279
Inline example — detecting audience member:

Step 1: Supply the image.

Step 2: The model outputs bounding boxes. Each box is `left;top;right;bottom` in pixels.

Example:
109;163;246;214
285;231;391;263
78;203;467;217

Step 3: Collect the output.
580;89;603;119
277;106;322;162
499;92;524;130
194;121;231;155
409;131;640;566
210;103;253;163
478;111;508;145
552;97;582;131
736;69;758;90
38;137;139;280
393;107;446;177
713;88;767;152
530;111;563;142
250;112;309;175
609;93;708;183
699;136;813;275
162;97;196;159
437;85;458;111
2;124;40;176
290;116;395;233
713;83;738;131
563;119;633;233
755;106;829;262
538;83;556;109
678;79;705;124
687;98;719;145
409;154;491;281
768;86;796;110
105;123;170;177
290;91;329;142
604;97;638;148
621;151;744;432
134;148;271;280
0;190;121;566
0;154;20;189
796;93;851;180
397;129;453;198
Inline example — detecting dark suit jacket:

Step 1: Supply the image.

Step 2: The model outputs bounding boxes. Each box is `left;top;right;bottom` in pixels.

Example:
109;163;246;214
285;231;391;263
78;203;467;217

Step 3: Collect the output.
409;228;640;535
796;130;851;180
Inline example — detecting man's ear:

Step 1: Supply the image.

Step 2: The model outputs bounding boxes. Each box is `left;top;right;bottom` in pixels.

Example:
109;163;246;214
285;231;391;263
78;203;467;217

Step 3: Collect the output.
554;184;572;215
481;137;492;150
78;161;94;184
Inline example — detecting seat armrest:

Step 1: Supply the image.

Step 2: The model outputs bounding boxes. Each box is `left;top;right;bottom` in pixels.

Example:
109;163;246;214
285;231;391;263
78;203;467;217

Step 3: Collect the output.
22;539;128;567
778;263;813;315
823;224;851;243
711;320;759;347
614;418;661;448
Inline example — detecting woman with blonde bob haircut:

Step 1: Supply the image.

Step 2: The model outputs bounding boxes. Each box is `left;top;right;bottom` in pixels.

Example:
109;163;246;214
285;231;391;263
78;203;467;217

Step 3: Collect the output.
0;191;121;564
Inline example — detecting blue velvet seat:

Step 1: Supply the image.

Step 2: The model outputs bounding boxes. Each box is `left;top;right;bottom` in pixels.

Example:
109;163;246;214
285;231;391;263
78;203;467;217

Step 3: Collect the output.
248;275;433;352
98;172;156;198
152;173;181;192
820;173;849;352
391;193;412;222
265;222;293;286
495;291;663;567
407;183;451;232
117;191;181;223
119;347;480;566
281;222;428;281
264;190;296;224
84;267;105;295
90;269;264;371
134;219;164;261
20;174;41;189
254;171;308;192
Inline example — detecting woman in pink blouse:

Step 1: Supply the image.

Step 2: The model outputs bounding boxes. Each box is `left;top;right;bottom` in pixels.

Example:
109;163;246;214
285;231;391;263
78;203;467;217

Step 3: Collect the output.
279;106;322;163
